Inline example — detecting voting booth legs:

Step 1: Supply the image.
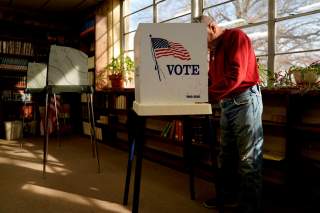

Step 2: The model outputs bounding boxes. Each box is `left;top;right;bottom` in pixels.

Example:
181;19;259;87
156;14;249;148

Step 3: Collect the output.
123;109;137;205
42;87;101;178
122;113;222;213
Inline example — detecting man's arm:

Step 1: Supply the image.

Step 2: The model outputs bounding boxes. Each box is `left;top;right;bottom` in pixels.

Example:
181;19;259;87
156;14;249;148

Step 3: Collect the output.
222;30;250;96
208;30;252;100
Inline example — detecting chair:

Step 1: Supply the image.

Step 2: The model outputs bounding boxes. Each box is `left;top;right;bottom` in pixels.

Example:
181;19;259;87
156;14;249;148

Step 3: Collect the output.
43;45;100;177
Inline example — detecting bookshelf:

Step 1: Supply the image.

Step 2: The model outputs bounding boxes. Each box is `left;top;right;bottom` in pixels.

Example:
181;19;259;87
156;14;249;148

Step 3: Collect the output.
0;36;42;138
90;89;216;180
261;90;289;185
0;11;84;138
0;39;35;90
79;11;97;138
287;91;320;203
87;87;320;191
90;89;134;142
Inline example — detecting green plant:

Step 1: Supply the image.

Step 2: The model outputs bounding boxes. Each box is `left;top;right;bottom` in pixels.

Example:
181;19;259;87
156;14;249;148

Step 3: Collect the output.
106;56;122;76
272;70;294;88
106;55;135;82
309;60;320;74
257;59;320;90
258;63;294;88
289;62;320;89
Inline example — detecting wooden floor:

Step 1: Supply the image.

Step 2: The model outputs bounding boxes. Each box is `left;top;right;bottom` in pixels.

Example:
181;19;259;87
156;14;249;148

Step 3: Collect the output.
0;135;215;213
0;135;315;213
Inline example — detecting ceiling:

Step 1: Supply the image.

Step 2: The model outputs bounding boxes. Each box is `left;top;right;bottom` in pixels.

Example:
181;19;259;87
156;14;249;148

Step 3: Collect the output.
0;0;102;13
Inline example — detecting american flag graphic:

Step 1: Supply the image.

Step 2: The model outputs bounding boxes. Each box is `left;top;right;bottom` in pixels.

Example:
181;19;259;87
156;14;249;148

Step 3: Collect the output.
151;38;191;61
40;95;61;135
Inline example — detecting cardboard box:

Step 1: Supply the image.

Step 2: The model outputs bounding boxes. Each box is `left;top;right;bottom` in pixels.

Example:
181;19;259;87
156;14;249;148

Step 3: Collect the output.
5;120;23;140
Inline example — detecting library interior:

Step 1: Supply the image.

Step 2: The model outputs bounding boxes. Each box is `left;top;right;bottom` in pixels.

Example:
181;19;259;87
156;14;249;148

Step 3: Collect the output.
0;0;319;213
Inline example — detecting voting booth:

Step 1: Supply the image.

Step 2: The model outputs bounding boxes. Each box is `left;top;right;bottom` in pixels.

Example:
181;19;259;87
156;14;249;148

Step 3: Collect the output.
42;45;100;177
27;62;47;90
125;23;213;213
48;45;89;91
133;23;211;115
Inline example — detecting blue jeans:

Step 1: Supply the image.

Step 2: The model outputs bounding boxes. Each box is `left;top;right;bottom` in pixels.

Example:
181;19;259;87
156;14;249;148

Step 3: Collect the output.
218;85;263;213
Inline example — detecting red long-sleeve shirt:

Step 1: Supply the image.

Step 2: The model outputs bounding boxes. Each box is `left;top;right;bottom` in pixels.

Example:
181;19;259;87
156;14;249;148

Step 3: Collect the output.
208;28;259;100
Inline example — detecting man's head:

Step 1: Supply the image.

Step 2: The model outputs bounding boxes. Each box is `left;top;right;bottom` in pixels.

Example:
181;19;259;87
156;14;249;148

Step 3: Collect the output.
193;15;225;51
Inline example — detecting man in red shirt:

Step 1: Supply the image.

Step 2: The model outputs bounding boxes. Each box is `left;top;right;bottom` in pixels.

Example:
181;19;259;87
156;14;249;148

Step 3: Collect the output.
196;15;264;213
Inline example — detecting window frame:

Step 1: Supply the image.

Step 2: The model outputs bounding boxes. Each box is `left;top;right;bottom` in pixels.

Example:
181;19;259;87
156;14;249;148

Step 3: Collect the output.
121;0;320;86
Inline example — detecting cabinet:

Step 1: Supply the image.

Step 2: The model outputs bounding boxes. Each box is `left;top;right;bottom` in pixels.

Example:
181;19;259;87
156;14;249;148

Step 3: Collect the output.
79;13;96;137
89;89;134;142
90;89;216;178
82;89;134;141
0;37;44;138
0;39;35;90
289;91;320;207
261;89;290;185
0;26;82;138
258;89;320;209
89;87;319;192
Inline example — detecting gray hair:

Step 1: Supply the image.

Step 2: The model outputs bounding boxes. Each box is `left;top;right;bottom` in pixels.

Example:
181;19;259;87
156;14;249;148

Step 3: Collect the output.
192;15;216;24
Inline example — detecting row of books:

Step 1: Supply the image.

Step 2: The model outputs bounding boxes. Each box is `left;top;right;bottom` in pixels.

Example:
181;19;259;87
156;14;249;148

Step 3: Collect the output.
160;120;184;143
115;95;127;110
0;40;34;56
97;115;108;125
0;64;28;71
82;121;103;140
262;106;287;123
0;76;26;89
88;71;94;86
21;105;34;119
1;90;30;102
92;95;127;110
88;56;95;69
80;93;90;103
95;114;127;126
0;56;28;71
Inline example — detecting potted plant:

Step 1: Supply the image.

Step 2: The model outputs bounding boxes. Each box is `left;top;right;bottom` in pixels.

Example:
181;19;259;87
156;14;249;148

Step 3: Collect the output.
106;55;135;88
257;60;292;88
289;62;320;87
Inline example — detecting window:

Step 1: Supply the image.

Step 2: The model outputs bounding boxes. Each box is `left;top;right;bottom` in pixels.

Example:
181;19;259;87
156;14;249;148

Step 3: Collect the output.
203;0;231;8
243;24;268;56
276;0;320;18
203;0;268;28
122;0;193;87
124;7;153;33
275;52;320;73
157;0;191;23
124;0;153;16
163;14;191;23
274;0;320;74
202;0;319;84
123;0;192;59
123;1;153;60
121;0;320;87
276;13;320;53
124;32;135;51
